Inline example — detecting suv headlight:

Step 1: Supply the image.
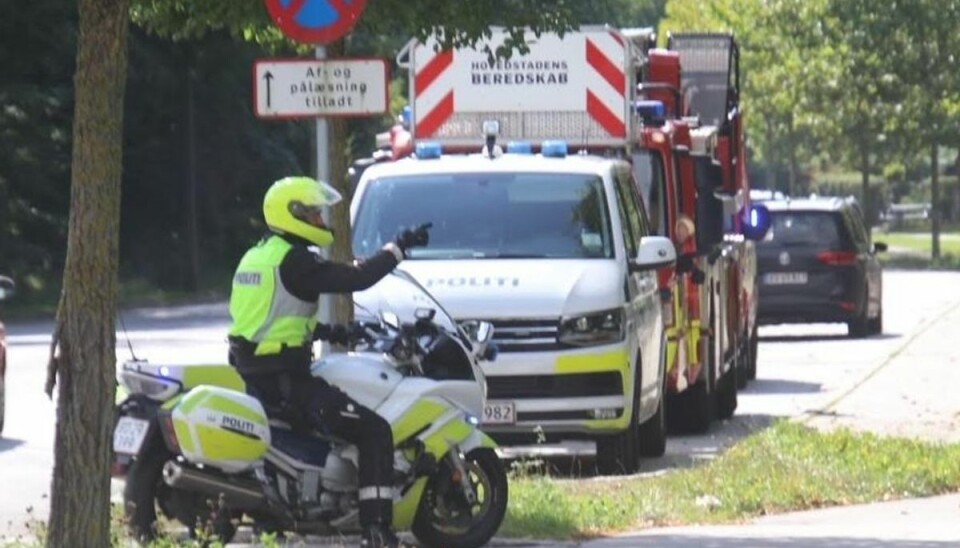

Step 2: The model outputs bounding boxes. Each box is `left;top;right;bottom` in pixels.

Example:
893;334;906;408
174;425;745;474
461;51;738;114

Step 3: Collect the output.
559;308;625;347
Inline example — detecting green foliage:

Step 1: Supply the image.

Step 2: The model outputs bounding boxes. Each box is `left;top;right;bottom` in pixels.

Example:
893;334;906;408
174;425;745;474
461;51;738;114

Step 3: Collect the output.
131;0;582;57
661;0;960;205
2;0;666;301
0;0;75;291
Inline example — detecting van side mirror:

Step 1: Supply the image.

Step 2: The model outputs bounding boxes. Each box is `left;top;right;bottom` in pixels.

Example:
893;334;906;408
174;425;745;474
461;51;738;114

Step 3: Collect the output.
0;276;15;301
629;236;677;272
873;241;888;253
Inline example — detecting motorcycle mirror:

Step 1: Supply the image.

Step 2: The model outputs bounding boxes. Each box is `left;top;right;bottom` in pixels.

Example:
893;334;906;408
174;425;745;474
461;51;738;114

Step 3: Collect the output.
381;311;401;330
473;321;494;346
415;307;436;321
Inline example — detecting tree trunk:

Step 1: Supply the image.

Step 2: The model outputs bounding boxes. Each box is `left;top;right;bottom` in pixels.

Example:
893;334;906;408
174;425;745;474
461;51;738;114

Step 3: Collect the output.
184;52;201;291
325;39;355;324
786;151;796;197
44;0;129;546
859;137;870;227
931;143;941;260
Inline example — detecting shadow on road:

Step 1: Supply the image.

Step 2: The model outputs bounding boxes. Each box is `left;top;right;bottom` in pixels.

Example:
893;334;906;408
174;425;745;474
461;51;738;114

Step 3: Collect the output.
586;535;957;547
501;414;777;479
760;332;901;343
0;437;25;453
5;302;230;338
747;378;822;395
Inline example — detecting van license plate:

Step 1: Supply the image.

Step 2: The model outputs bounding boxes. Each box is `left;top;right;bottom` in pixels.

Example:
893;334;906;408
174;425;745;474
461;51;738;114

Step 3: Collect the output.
765;272;808;285
113;417;150;455
482;401;516;425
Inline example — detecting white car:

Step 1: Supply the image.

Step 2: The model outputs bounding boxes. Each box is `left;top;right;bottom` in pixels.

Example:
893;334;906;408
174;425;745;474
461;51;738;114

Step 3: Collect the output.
350;142;675;474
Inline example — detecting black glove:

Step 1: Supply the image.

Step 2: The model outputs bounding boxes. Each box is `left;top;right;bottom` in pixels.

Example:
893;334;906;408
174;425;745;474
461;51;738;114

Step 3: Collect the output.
314;323;361;346
394;222;432;253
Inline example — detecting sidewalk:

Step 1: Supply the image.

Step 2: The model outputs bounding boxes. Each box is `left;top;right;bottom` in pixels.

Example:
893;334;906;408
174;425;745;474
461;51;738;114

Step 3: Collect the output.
579;493;960;547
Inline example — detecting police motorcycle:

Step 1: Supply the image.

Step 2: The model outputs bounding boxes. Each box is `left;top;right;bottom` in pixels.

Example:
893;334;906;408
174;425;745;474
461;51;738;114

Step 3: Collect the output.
113;270;506;547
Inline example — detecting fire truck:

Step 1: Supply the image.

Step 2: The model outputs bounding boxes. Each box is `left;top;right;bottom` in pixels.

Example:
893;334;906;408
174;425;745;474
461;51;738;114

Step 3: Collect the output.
348;26;769;452
620;29;770;432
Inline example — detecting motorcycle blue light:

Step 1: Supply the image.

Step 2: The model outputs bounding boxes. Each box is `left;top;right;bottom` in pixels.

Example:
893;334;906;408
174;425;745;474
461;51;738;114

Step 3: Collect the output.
415;141;443;159
541;140;568;158
506;141;533;154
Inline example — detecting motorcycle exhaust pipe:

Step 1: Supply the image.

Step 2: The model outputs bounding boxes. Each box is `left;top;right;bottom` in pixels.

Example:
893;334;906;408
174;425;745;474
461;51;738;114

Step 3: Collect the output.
162;461;267;511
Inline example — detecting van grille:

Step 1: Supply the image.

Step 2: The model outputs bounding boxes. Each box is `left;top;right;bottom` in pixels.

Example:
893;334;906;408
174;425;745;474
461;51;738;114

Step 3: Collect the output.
487;372;623;399
473;318;560;352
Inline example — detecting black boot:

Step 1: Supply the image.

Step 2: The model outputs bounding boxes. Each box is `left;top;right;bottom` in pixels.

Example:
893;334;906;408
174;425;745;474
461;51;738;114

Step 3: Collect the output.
360;524;404;548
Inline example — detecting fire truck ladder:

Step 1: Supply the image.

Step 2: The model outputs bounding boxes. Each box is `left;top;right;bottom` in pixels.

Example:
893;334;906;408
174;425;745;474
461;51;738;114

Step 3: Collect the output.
667;33;740;130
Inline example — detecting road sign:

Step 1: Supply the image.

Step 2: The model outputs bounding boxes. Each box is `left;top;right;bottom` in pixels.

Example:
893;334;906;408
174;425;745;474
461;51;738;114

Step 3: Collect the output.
264;0;367;45
254;58;389;119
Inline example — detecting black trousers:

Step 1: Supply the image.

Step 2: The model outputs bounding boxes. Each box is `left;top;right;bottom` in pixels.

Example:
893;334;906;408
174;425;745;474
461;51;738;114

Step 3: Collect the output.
232;349;395;529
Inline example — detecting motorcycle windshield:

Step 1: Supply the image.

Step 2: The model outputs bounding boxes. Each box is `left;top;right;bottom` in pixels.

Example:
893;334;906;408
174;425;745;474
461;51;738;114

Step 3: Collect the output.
353;270;461;337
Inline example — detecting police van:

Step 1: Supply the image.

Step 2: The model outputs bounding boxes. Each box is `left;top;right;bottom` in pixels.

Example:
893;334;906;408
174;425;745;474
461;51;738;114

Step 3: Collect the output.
351;137;675;474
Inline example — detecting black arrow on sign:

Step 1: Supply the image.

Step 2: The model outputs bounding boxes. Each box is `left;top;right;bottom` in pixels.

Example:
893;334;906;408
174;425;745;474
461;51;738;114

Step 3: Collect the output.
263;71;274;108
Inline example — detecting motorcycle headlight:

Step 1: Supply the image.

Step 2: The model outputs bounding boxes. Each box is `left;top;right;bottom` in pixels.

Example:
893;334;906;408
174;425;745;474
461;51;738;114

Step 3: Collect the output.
559;308;625;347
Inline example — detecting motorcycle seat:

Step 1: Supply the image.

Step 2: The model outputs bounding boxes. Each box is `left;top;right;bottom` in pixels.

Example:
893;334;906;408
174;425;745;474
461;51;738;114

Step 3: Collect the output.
269;425;333;467
268;419;351;447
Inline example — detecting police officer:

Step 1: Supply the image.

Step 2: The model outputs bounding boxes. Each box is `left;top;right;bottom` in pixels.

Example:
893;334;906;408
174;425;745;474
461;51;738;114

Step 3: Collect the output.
227;176;429;547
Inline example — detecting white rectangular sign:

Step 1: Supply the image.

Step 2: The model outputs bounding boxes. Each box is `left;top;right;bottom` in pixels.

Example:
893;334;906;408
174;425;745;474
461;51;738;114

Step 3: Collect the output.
254;58;389;119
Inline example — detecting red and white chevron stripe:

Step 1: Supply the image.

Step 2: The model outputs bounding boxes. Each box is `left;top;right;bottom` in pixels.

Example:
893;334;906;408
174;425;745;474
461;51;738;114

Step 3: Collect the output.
409;28;630;144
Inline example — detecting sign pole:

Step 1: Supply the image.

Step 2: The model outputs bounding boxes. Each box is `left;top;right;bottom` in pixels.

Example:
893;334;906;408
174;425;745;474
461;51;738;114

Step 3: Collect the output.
316;45;333;355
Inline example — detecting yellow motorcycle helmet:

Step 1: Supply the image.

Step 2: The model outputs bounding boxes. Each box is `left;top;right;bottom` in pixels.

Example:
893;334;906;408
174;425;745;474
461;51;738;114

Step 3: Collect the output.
263;176;342;246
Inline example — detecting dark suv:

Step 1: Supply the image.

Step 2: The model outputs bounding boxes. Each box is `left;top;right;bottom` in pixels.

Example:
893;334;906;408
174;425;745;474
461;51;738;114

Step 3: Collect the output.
756;197;886;337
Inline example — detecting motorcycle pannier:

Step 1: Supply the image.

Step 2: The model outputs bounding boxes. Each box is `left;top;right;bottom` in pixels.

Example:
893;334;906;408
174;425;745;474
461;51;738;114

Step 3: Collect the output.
169;385;272;473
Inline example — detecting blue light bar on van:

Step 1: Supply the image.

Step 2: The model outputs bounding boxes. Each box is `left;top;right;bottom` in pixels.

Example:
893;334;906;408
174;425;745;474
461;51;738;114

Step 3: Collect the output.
635;100;666;120
506;141;533;154
541;140;568;158
415;141;443;159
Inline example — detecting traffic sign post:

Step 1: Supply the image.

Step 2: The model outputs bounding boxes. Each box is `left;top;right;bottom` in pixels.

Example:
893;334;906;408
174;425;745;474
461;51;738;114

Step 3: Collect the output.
260;0;374;338
254;58;389;119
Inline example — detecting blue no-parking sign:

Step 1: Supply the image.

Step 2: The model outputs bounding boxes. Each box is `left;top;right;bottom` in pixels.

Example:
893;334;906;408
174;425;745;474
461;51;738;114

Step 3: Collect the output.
264;0;367;45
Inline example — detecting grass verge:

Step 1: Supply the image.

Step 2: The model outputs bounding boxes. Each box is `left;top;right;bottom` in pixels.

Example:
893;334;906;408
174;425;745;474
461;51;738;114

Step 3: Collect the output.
875;231;960;257
502;420;960;539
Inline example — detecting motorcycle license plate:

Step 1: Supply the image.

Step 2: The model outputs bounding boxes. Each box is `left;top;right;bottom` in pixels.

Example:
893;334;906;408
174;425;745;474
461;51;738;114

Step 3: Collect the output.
113;417;150;455
482;401;516;425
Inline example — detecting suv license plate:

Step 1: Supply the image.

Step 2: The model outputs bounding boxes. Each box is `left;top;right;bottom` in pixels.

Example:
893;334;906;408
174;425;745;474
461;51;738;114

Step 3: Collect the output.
482;401;516;425
765;272;808;285
113;417;150;455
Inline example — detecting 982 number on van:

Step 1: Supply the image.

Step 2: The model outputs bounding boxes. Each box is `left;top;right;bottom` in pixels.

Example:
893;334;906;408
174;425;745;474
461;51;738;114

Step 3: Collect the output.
482;401;515;425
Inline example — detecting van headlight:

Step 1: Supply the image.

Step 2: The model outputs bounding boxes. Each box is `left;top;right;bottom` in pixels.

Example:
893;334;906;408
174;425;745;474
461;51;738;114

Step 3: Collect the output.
559;308;625;347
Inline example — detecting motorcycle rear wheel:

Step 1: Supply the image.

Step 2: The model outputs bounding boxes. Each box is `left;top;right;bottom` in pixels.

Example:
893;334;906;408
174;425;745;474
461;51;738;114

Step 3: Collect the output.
412;448;508;548
124;450;238;544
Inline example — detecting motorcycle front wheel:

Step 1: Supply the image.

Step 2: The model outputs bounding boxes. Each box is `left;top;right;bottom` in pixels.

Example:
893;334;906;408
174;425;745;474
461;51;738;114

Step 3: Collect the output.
412;448;508;548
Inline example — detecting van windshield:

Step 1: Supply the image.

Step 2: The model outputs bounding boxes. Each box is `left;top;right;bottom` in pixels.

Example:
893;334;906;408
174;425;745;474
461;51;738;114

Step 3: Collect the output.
353;172;614;260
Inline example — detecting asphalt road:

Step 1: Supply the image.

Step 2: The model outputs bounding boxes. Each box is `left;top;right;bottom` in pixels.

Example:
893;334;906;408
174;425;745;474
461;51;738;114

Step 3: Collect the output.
1;270;958;543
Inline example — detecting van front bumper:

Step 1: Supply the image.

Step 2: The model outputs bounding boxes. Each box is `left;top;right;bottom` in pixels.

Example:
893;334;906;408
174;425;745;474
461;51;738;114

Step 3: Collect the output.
480;346;633;437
